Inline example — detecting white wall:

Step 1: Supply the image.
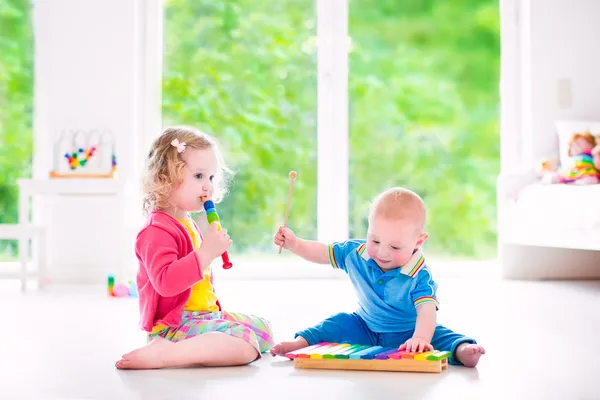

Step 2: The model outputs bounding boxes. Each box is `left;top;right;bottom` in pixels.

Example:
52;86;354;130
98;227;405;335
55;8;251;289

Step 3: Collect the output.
33;0;139;179
498;0;600;280
32;0;162;283
518;0;600;170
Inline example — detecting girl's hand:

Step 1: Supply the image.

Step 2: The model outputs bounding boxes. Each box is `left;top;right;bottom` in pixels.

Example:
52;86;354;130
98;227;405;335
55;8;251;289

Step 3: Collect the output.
398;337;434;353
197;222;232;266
273;226;297;250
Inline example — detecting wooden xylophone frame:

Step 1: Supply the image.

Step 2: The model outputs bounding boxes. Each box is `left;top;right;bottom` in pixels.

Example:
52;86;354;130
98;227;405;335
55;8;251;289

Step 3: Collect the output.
286;342;450;373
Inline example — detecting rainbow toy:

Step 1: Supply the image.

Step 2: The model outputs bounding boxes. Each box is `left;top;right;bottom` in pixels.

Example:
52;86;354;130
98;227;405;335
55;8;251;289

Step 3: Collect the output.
285;342;450;373
107;274;138;298
202;197;233;269
107;274;115;296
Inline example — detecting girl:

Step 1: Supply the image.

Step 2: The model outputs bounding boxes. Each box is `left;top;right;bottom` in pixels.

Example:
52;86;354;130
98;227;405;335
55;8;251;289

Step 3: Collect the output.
115;126;274;370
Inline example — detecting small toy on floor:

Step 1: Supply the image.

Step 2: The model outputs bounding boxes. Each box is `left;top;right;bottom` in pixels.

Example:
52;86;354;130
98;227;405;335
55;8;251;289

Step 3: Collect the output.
107;274;138;298
285;342;450;373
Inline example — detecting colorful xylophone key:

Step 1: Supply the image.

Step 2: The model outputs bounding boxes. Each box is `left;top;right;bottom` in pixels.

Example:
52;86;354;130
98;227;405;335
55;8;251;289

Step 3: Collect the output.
329;344;369;359
349;346;383;359
284;342;330;359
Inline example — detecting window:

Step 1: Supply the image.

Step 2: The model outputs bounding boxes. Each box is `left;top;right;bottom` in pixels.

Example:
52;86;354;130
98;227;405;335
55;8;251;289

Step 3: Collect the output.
0;0;34;260
348;1;500;259
161;0;501;274
163;0;318;261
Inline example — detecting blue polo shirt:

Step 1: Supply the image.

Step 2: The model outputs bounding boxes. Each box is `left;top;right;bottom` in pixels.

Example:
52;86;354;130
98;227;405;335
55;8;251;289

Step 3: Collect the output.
328;239;439;332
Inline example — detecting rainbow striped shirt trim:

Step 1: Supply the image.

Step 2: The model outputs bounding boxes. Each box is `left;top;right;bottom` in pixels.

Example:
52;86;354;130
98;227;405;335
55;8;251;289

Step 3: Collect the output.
399;250;425;278
357;243;367;258
414;296;438;308
328;244;340;269
329;242;368;268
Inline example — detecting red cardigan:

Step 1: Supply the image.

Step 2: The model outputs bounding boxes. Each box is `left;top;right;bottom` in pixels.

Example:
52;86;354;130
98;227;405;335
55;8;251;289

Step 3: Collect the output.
135;211;221;332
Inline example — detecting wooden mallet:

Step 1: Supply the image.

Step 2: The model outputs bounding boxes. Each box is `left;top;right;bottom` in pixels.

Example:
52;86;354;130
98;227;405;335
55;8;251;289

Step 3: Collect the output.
279;171;297;254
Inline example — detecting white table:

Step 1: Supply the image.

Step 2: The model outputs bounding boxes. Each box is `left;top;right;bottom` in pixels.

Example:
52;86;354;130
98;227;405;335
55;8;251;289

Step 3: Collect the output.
0;224;45;291
17;178;126;291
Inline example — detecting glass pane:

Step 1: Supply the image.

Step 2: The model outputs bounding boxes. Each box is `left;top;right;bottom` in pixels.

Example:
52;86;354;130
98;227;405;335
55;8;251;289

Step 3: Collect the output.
163;0;317;257
348;1;500;259
0;0;34;260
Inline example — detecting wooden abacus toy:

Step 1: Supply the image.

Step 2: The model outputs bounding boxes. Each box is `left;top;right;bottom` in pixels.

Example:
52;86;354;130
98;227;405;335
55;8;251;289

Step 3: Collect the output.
51;129;117;178
285;342;451;373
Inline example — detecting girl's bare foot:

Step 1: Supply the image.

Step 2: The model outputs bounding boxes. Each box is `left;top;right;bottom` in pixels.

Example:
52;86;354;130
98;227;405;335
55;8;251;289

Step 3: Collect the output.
115;333;258;370
455;343;486;367
115;338;173;370
270;337;309;357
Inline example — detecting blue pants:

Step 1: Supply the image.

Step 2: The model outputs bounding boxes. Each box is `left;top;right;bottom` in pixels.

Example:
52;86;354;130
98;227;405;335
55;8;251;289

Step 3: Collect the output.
295;312;475;365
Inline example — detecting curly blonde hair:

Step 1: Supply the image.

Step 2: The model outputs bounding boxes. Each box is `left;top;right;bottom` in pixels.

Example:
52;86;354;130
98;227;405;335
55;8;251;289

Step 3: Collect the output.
142;126;232;214
568;132;597;157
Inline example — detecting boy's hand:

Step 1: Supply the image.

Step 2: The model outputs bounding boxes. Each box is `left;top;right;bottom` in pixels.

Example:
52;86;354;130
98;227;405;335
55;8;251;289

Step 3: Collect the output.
399;337;434;353
273;226;297;251
197;222;232;266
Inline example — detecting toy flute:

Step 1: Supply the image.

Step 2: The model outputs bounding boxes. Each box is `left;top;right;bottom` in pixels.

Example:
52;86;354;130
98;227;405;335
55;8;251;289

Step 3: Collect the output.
202;197;233;269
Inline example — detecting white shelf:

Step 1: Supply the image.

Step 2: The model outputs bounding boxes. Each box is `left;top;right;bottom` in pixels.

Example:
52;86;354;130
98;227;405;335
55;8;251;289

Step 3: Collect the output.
17;178;124;195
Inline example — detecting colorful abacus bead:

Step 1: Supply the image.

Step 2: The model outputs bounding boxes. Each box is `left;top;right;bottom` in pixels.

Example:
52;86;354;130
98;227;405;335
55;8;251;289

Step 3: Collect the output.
63;146;97;170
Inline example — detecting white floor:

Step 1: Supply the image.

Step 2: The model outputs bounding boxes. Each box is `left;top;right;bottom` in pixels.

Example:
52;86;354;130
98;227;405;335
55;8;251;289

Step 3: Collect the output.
1;273;599;400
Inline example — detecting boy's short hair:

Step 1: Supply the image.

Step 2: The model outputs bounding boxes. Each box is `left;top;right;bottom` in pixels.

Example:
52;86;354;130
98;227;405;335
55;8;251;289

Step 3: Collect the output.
369;187;426;232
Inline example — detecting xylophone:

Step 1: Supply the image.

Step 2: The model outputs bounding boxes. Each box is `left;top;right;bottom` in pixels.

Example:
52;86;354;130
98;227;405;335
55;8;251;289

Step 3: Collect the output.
285;342;451;373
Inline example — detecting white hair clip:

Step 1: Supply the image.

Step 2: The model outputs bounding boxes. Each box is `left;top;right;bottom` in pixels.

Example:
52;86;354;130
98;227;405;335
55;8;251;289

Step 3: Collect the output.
171;138;186;153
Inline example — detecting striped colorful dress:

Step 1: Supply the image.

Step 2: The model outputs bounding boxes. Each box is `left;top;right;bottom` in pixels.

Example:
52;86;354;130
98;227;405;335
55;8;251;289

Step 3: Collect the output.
561;150;600;183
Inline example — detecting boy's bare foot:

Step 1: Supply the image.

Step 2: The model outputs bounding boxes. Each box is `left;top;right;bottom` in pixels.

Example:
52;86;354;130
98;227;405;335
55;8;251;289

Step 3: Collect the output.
455;343;485;367
270;337;309;357
115;338;173;370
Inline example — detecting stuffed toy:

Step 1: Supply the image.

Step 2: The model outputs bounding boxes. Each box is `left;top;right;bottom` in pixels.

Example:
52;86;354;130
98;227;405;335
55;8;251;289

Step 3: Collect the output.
542;132;600;185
